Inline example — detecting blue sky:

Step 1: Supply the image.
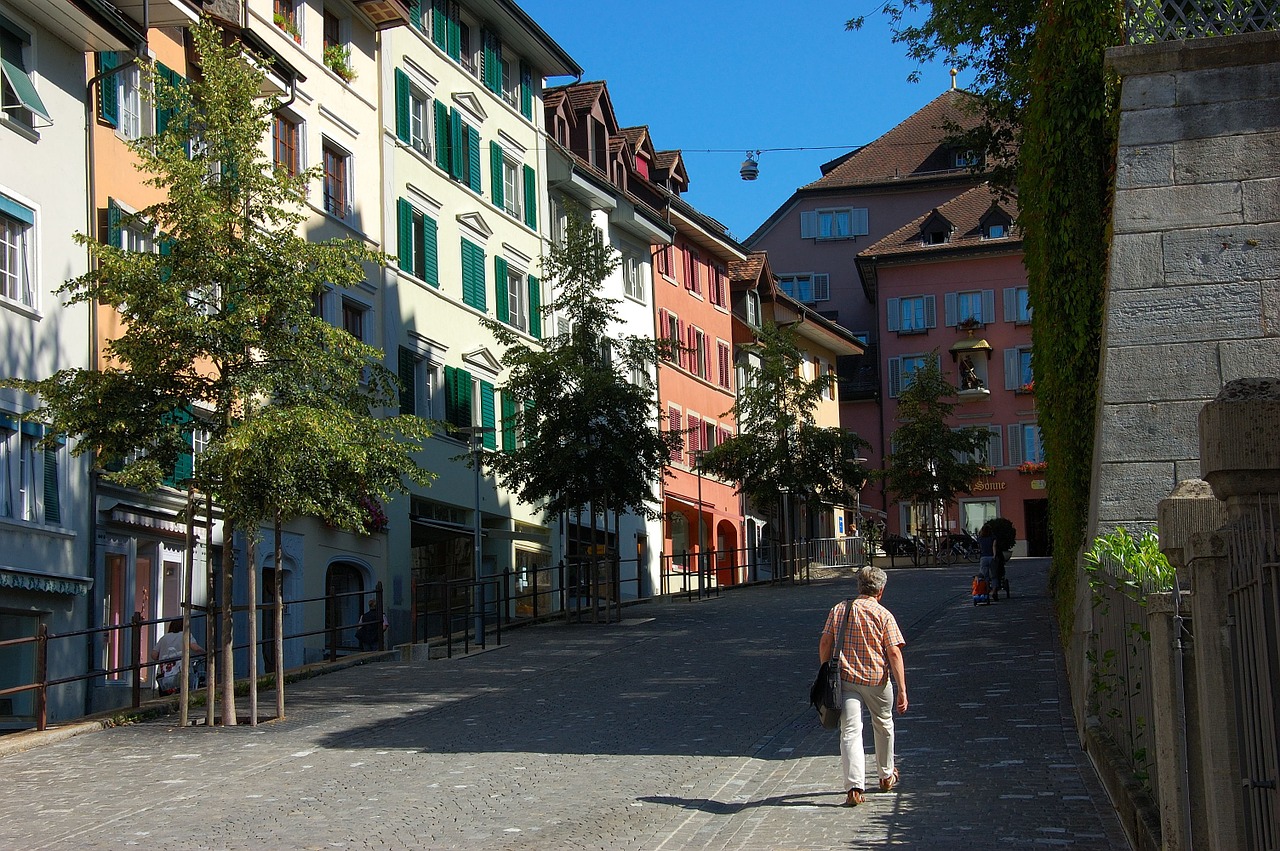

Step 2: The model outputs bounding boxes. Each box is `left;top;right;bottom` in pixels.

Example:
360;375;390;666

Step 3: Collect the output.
520;0;955;243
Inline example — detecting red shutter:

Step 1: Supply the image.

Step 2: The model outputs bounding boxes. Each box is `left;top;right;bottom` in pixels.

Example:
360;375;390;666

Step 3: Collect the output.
717;342;730;388
658;309;671;361
678;320;688;370
719;426;732;446
668;405;682;463
687;415;702;453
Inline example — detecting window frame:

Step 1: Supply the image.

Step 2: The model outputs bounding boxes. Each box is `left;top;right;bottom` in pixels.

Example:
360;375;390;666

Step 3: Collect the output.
321;139;351;220
622;251;644;303
0;194;36;311
1;13;49;129
272;112;302;177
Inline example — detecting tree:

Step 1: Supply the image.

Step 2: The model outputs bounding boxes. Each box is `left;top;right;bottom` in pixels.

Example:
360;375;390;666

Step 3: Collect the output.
3;20;431;724
483;206;677;582
881;355;989;537
698;321;869;559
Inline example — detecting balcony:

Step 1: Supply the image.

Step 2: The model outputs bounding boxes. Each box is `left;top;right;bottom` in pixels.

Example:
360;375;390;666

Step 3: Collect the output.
1125;0;1279;42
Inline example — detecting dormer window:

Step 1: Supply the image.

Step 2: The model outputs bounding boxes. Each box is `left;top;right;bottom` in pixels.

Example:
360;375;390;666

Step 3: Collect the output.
925;228;950;245
986;223;1006;239
954;150;982;168
920;211;952;246
979;207;1012;240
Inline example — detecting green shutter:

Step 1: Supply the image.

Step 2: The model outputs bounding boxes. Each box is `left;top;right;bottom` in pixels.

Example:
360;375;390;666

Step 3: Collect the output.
449;109;464;180
158;237;174;283
394;69;411;143
467;125;481;193
523;165;537;229
161;408;194;488
106;198;123;248
527;274;541;339
519;61;533;119
398;346;416;415
396;198;414;271
434;100;450;171
443;365;457;424
461;239;486;311
481;31;496;93
408;0;422;31
501;393;517;452
447;13;461;60
155;63;172;135
42;449;60;525
96;52;119;126
421;214;438;286
480;382;496;448
432;0;447;50
457;367;473;427
494;255;509;323
490;141;504;209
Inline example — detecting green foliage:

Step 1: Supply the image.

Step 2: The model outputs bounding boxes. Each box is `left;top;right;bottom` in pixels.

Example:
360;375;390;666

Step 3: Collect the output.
483;205;676;519
1020;1;1123;639
881;355;989;530
3;20;431;535
697;321;870;520
1083;527;1176;596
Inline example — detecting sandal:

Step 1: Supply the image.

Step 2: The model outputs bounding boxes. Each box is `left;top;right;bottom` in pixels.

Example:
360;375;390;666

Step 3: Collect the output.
844;788;865;806
880;768;900;792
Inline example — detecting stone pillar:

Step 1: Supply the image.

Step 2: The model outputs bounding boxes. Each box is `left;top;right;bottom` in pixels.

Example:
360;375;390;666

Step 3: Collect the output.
1159;479;1240;850
1146;590;1192;850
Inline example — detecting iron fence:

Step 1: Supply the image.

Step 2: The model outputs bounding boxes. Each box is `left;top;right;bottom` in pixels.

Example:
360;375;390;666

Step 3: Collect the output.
1125;0;1280;43
1225;495;1280;850
1088;556;1161;812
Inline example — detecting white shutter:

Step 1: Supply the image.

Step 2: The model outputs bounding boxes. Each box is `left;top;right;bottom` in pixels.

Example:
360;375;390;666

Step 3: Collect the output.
1003;287;1017;322
1004;348;1019;390
888;357;902;398
850;207;869;235
886;297;901;332
800;211;818;239
944;292;957;327
982;289;996;325
1008;424;1024;466
813;273;830;302
924;294;937;329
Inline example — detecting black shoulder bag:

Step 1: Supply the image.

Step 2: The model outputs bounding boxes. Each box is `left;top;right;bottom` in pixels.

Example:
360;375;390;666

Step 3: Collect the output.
810;599;852;729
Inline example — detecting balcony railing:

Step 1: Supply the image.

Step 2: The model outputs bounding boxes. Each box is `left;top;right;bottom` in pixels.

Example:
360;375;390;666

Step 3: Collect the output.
1125;0;1280;43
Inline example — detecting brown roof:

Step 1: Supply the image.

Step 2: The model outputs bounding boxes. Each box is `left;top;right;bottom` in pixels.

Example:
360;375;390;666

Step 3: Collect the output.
859;184;1020;259
618;126;648;150
562;80;606;112
804;89;985;190
543;88;568;111
727;253;766;284
654;150;681;171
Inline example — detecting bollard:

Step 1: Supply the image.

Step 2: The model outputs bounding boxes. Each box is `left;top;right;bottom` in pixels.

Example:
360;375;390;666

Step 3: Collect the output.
35;624;48;732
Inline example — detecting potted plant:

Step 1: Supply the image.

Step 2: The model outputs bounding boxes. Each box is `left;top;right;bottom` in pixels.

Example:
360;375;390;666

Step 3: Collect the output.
324;44;356;82
273;12;300;41
1017;380;1035;394
1017;460;1047;475
957;316;983;333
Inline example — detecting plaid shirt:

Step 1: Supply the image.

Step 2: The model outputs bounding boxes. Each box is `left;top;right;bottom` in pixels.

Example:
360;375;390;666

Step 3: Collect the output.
822;596;905;686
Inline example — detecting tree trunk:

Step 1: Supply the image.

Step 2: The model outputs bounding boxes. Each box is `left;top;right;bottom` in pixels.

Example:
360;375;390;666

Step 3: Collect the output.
179;483;195;728
204;494;215;728
274;512;285;721
247;531;258;726
220;516;236;726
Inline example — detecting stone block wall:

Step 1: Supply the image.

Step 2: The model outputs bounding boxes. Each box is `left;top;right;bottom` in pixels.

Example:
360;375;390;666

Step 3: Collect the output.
1091;32;1280;535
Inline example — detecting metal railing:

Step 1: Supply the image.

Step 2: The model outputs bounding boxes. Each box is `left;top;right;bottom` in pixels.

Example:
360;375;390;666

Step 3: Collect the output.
1125;0;1280;43
0;582;384;732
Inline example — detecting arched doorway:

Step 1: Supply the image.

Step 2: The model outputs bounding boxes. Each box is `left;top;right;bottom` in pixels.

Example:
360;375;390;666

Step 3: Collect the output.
715;519;739;586
325;561;365;653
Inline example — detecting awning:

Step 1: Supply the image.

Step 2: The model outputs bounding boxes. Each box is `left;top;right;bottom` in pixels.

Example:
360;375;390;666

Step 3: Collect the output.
0;59;50;123
0;566;93;596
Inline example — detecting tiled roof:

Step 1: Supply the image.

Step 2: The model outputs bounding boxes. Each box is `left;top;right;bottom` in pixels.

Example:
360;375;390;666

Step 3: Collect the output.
563;80;606;112
728;253;766;283
618;126;649;150
543;88;568;111
804;89;985;190
859;184;1020;259
654;150;681;171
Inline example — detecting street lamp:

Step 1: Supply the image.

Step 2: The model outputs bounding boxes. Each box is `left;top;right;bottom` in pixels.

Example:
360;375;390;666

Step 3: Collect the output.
456;425;494;642
694;450;706;589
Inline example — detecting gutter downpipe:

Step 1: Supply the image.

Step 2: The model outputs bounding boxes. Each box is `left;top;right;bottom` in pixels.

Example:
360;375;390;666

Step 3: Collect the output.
82;8;146;713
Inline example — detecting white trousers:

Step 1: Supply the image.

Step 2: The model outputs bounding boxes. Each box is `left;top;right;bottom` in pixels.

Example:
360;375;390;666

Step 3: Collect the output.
838;677;896;791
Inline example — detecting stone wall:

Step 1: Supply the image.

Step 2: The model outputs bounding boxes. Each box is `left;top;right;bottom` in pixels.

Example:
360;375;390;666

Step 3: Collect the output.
1090;32;1280;535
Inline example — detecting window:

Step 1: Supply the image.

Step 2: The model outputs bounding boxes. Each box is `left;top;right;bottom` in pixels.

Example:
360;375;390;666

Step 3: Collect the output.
800;207;868;240
116;63;142;140
886;295;935;334
0;419;59;525
322;141;349;219
716;341;732;389
955;424;1003;467
745;290;760;327
429;0;462;61
436;105;480;193
397;347;435;418
1;15;49;127
323;10;341;51
549;196;566;246
500;55;518;108
273;0;300;40
656;244;673;279
1008;423;1044;465
622;253;644;302
0;194;35;309
667;406;683;464
443;365;473;429
272;113;300;177
657;309;680;362
497;257;527;332
985;222;1007;239
887;353;936;398
689;326;707;378
393;69;432;158
709;264;727;307
684;250;701;295
777;273;829;304
960;499;999;535
395;198;439;286
1004;286;1032;324
954;149;982;168
945;289;995;327
341;299;365;341
1004;346;1034;391
502;156;521;219
924;226;950;245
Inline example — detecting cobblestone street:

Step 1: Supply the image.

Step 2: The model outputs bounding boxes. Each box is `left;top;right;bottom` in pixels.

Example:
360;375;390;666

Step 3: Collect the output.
0;559;1128;850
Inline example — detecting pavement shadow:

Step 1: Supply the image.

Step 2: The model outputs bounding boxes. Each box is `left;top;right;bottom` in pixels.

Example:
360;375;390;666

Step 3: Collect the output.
639;792;847;812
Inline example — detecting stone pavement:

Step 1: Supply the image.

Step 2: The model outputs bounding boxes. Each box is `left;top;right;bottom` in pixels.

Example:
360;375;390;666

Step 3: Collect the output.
0;559;1129;850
